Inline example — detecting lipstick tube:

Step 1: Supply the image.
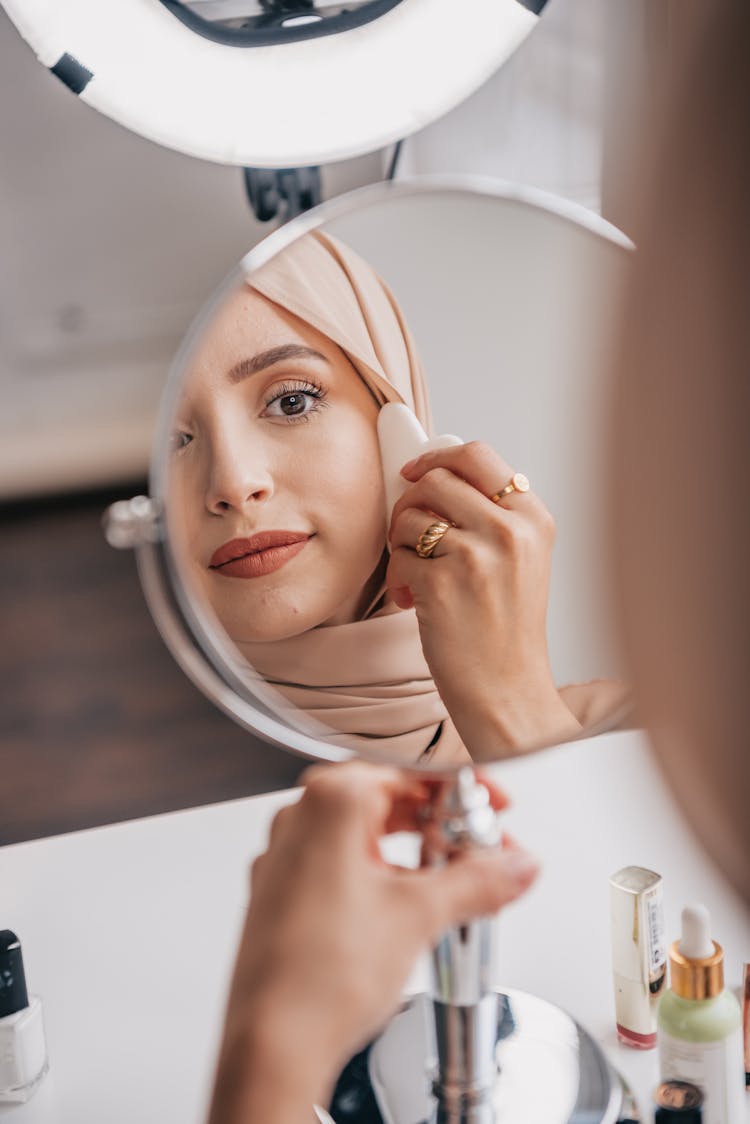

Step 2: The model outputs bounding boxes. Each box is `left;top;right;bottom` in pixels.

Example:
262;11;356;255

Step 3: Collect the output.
610;866;667;1048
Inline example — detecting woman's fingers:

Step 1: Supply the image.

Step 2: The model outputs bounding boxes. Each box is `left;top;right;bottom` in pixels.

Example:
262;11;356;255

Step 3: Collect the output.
402;441;515;500
410;844;540;933
297;763;512;841
389;466;492;541
384;775;511;834
474;772;512;812
298;762;431;840
390;507;458;558
390;445;554;553
386;545;435;607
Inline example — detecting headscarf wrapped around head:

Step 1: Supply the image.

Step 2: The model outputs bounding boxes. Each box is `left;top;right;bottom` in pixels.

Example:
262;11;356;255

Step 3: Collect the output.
234;231;467;765
248;230;433;430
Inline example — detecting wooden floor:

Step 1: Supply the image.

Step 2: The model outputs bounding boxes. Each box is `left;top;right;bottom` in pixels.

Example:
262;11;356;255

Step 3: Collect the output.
0;485;304;846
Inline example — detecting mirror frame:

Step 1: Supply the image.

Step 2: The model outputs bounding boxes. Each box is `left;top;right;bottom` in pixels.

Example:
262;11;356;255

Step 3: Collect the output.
127;175;632;769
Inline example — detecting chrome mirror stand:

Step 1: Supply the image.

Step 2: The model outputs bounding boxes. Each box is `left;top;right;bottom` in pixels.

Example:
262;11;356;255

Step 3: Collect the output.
362;770;637;1124
425;769;503;1117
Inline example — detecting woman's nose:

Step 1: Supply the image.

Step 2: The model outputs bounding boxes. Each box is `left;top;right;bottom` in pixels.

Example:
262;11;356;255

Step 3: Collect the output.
205;447;274;515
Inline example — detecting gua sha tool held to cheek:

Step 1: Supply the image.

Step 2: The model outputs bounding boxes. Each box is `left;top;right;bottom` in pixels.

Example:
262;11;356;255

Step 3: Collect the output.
377;403;463;536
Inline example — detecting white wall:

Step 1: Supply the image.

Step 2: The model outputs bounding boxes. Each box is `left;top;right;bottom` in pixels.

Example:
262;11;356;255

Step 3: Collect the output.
0;9;380;498
398;0;606;212
326;188;629;685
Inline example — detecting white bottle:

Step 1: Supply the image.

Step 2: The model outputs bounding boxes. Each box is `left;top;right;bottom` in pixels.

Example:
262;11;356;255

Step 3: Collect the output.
0;931;48;1103
657;905;744;1124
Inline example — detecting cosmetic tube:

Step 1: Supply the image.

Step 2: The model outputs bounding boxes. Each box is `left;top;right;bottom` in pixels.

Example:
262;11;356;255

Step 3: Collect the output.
610;866;667;1048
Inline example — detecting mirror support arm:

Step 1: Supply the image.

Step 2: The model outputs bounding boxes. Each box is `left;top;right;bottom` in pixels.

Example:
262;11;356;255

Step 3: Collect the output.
243;166;322;224
423;770;502;1120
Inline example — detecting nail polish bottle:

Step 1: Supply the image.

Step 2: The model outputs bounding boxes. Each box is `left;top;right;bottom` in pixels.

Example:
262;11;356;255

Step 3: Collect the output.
0;930;48;1103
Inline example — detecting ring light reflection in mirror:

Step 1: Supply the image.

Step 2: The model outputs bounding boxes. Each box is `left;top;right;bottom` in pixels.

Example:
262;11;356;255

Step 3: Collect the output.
133;178;634;771
2;0;542;167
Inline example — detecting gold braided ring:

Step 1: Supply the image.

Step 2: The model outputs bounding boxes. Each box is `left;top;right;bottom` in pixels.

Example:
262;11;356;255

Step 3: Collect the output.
490;472;530;505
415;520;451;559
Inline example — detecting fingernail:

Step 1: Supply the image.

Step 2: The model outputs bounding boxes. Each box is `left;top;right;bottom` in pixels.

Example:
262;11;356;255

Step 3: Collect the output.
400;458;418;478
504;851;540;886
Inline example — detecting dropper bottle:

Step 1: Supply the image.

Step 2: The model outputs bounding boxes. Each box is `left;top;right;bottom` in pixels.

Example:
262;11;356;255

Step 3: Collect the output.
658;904;744;1124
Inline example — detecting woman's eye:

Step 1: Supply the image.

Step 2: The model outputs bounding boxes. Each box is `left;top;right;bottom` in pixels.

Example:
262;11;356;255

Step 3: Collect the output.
263;383;327;423
277;393;311;416
171;431;193;452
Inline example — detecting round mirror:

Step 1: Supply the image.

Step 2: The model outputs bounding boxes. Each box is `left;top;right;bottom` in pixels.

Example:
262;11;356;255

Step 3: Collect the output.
3;1;547;167
109;179;634;769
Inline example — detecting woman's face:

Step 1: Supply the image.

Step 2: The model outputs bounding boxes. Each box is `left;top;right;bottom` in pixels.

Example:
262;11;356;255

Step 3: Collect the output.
169;285;387;643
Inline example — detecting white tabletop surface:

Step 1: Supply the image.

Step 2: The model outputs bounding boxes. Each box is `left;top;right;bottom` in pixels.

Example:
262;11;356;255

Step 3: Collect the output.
1;729;748;1124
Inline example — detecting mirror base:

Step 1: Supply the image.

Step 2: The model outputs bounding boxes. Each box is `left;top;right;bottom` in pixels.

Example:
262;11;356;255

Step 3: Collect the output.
330;989;640;1124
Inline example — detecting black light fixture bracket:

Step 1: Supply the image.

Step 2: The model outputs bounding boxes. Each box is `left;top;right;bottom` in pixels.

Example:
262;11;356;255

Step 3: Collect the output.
243;165;322;223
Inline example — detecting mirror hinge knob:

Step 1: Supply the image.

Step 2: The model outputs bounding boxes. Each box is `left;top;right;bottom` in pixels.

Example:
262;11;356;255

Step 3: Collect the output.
103;495;162;549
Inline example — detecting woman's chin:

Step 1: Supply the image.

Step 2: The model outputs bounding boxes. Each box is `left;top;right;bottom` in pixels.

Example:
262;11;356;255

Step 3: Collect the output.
216;609;334;646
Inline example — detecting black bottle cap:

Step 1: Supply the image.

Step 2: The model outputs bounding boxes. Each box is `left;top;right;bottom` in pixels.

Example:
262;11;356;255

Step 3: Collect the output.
654;1080;704;1122
0;930;29;1018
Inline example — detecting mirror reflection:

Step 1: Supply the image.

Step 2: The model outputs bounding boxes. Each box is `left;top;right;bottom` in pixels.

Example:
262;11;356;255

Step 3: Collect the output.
163;189;633;766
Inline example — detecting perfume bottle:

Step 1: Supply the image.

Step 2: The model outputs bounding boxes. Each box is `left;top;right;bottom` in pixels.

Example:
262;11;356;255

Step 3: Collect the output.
0;930;48;1103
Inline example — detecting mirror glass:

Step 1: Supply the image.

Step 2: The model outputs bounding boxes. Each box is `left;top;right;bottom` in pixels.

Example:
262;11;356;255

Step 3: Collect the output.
3;1;547;167
149;182;633;769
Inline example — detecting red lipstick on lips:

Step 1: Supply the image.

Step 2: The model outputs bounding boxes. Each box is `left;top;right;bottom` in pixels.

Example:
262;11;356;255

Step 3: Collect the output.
209;531;311;579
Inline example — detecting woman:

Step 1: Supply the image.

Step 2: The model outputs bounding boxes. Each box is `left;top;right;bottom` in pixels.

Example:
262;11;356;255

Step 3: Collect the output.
610;1;750;903
170;231;624;763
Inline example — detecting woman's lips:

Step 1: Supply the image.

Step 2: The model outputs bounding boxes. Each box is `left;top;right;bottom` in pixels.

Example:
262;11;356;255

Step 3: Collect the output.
209;532;311;579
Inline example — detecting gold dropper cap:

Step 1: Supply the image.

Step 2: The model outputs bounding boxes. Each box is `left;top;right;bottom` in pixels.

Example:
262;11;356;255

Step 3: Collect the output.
669;938;724;1000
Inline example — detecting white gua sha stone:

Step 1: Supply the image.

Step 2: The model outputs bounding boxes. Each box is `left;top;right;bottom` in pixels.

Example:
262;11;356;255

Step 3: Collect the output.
377;403;464;540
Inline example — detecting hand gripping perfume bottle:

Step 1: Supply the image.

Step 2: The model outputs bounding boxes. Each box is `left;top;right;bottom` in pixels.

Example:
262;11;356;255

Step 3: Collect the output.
658;905;744;1124
0;931;48;1103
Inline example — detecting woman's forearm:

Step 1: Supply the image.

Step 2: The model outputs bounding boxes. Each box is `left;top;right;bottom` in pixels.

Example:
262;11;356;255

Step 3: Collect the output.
208;1017;330;1124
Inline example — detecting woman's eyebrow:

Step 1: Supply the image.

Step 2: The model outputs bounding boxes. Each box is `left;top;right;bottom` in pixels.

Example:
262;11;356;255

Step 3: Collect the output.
227;344;329;383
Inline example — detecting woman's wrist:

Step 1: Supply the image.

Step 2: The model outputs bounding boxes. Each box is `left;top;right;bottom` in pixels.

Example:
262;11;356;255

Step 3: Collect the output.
453;675;582;761
209;997;337;1124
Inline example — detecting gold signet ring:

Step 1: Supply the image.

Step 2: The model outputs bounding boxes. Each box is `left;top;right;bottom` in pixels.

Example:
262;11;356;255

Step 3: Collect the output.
415;520;451;559
490;472;530;504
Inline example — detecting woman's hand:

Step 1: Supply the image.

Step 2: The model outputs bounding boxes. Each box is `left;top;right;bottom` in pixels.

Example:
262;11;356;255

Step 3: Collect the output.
208;762;538;1124
387;441;581;759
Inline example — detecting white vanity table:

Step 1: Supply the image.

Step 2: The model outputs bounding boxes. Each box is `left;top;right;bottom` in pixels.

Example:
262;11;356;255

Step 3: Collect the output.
1;729;748;1124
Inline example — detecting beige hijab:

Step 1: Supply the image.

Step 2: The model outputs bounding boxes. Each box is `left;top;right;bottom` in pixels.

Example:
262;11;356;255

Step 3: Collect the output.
235;231;468;765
